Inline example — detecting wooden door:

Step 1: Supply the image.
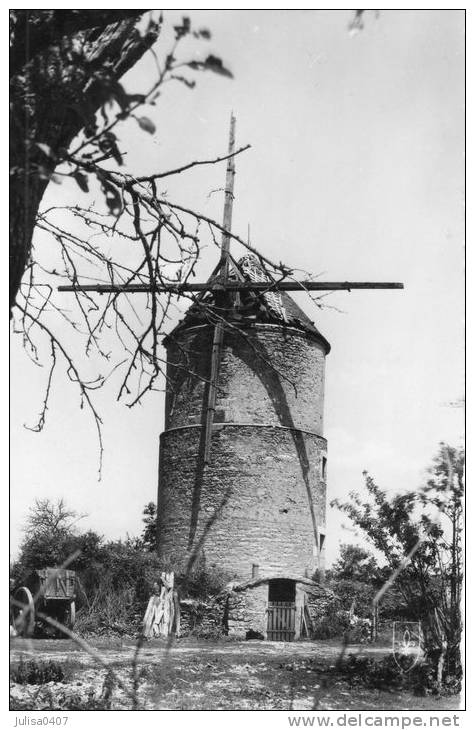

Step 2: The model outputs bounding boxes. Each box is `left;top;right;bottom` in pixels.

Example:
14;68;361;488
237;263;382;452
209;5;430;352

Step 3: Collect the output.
267;601;296;641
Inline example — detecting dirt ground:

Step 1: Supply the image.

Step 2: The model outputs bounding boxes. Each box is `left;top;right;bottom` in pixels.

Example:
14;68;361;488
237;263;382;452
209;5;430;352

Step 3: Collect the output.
10;636;462;711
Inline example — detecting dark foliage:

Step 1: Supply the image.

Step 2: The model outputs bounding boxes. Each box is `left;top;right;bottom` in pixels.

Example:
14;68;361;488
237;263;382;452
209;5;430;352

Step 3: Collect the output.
72;538;164;635
141;502;158;552
179;563;230;600
12;497;231;637
11;498;103;584
10;667;116;711
11;658;66;685
337;653;459;697
14;529;103;582
329;544;381;584
341;654;406;691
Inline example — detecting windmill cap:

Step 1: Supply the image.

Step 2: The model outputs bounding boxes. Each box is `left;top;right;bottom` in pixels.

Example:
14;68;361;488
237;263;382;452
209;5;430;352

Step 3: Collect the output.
236;255;331;353
165;255;331;354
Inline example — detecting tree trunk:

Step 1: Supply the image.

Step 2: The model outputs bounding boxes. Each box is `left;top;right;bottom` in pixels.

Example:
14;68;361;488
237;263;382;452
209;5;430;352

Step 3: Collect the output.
9;10;160;314
9;175;48;312
436;637;448;691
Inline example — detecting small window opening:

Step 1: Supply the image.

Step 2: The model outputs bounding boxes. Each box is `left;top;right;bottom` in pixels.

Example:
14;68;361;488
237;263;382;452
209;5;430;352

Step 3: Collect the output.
319;531;326;551
214;408;226;423
322;456;327;479
252;563;259;578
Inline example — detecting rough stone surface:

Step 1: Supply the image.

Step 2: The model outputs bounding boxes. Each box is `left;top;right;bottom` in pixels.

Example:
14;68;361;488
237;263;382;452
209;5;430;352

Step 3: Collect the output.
158;320;328;636
165;324;327;435
158;426;326;579
227;585;268;636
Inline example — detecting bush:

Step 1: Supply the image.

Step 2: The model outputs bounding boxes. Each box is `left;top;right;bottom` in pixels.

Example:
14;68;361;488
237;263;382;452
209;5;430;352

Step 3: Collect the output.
179;564;230;600
331;578;375;613
11;499;170;638
64;538;171;636
338;653;458;696
310;588;372;642
10;670;116;711
313;609;348;639
74;546;230;637
341;654;405;691
12;496;232;639
10;658;67;685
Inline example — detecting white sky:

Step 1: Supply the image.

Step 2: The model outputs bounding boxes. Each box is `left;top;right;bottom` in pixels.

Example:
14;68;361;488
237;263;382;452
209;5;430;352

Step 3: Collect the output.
9;9;465;564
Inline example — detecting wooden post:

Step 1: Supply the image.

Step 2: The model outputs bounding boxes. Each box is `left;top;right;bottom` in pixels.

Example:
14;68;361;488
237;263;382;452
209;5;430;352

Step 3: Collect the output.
371;600;379;642
203;321;225;464
220;112;236;279
203;114;237;464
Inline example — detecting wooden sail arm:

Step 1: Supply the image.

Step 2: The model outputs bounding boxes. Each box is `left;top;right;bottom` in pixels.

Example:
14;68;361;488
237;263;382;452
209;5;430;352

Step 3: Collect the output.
58;281;404;293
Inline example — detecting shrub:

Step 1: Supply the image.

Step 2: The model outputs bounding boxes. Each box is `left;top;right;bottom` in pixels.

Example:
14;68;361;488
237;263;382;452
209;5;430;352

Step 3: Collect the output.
10;658;67;685
73;540;166;636
313;609;348;639
12;497;232;639
10;670;116;711
179;564;230;600
73;548;230;637
342;654;405;691
338;653;458;696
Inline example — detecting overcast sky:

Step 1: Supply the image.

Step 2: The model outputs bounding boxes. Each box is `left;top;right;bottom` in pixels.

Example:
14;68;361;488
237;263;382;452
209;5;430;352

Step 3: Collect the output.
10;10;464;564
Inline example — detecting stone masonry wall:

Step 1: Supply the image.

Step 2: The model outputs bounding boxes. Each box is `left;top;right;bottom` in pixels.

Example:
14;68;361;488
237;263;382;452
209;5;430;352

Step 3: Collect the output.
165;324;327;436
227;584;269;637
157;425;327;581
178;582;325;639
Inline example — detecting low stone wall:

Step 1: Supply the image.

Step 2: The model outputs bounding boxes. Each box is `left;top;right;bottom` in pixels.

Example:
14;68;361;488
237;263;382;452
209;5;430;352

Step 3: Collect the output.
179;585;268;639
227;583;268;637
179;579;331;640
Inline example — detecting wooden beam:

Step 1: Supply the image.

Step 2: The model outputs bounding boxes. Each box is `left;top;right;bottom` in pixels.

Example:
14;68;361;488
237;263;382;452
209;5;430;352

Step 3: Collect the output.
203;321;225;465
202;115;239;464
219;112;236;279
58;281;404;294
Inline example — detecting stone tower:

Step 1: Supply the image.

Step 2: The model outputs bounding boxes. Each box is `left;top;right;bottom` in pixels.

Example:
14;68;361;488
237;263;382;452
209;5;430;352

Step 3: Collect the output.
157;255;331;638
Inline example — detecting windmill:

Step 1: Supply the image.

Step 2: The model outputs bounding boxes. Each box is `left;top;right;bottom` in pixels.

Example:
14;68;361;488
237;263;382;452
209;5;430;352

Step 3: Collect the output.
60;115;403;639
